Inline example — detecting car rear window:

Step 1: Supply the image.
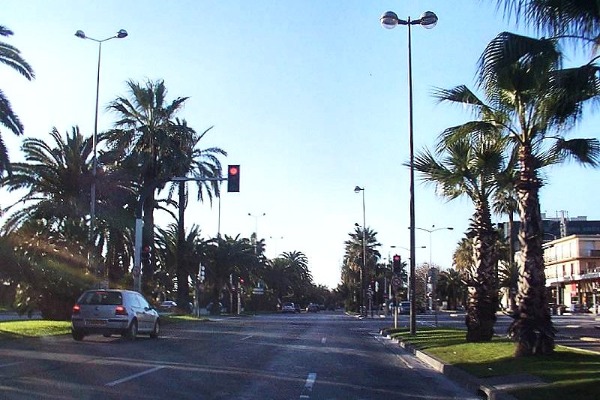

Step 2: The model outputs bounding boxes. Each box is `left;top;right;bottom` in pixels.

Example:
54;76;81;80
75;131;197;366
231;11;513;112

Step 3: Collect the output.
80;291;123;306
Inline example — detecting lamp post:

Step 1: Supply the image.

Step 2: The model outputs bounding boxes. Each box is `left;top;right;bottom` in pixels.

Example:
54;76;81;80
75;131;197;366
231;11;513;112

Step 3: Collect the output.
417;225;453;325
75;28;128;285
248;212;266;247
354;186;366;317
381;10;437;335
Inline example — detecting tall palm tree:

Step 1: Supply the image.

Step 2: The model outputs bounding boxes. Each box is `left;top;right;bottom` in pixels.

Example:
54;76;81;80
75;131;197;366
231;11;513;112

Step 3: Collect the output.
414;132;507;341
1;127;92;236
155;223;203;308
495;0;600;41
492;158;519;310
343;226;381;312
0;25;34;176
161;121;226;309
440;32;600;355
1;127;136;280
106;79;191;294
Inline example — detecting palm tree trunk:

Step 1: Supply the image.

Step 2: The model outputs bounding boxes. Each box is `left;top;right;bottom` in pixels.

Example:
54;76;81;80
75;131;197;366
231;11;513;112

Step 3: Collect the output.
509;144;555;356
465;199;498;342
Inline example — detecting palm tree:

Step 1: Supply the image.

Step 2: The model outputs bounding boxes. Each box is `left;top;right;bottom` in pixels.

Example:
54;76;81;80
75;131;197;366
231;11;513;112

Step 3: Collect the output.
201;235;257;314
106;79;191;294
414;132;507;341
1;127;136;281
264;251;312;305
493;158;519;310
155;223;203;309
0;25;34;176
161;121;226;309
436;268;466;310
439;32;600;355
343;225;381;312
495;0;600;41
1;127;93;244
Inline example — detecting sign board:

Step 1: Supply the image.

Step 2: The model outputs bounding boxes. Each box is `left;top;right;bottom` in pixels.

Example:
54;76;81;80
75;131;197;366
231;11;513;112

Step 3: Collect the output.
252;287;264;295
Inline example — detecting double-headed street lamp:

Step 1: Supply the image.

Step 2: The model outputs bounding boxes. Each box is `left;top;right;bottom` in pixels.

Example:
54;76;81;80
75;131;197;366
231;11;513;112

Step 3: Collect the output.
354;186;366;316
380;10;437;335
416;225;454;268
75;29;128;284
417;225;453;322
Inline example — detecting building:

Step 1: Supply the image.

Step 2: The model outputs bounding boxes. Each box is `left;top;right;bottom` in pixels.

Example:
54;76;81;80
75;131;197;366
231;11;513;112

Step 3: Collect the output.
498;212;600;312
543;234;600;312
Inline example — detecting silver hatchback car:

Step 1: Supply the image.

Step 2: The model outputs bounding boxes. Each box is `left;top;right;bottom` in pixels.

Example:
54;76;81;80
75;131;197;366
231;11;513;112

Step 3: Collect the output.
71;289;160;341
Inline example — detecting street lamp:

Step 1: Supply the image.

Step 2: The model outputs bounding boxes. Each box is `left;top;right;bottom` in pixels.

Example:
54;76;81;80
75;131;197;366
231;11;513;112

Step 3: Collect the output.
381;10;437;335
417;225;452;325
248;212;266;241
354;186;366;316
416;225;454;268
75;28;128;285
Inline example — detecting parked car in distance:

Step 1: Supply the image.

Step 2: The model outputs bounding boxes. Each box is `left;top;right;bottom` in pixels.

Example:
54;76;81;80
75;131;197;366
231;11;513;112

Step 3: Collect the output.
71;289;160;341
206;302;226;314
306;303;319;312
399;301;411;314
281;302;296;313
159;300;177;312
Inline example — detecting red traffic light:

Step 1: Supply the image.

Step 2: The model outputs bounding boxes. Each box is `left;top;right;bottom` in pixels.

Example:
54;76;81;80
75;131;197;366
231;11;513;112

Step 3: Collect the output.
392;254;401;274
227;164;240;192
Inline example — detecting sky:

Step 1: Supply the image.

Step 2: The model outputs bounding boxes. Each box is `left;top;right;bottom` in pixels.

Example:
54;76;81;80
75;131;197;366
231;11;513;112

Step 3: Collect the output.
1;1;599;289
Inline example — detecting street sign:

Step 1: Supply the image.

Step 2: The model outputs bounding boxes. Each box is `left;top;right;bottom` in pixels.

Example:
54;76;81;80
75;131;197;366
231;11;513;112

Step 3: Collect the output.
252;287;264;295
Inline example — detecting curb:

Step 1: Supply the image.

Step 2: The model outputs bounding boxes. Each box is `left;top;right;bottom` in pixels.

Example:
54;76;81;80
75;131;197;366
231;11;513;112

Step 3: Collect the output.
381;331;519;400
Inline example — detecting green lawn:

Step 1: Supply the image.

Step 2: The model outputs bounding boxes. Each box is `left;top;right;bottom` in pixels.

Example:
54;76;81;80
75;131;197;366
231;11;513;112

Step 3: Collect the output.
0;314;206;339
384;327;600;400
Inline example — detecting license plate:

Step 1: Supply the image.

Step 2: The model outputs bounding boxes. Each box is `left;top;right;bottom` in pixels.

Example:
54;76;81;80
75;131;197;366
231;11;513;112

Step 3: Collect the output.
86;319;107;327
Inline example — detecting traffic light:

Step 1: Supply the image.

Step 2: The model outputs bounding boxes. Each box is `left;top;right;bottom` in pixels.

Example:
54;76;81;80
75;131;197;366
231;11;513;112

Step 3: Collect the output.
141;245;151;264
199;265;206;283
392;254;401;275
227;165;240;192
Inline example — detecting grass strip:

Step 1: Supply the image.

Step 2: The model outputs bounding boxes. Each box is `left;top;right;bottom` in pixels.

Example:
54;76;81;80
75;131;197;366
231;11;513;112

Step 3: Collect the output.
384;326;600;400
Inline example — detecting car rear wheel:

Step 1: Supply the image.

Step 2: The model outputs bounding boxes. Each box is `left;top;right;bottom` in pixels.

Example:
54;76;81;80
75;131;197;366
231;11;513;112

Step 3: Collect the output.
72;329;84;341
150;320;160;338
124;319;138;340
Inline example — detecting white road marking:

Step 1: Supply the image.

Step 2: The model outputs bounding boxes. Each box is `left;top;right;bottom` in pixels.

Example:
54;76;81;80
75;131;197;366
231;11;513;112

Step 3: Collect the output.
300;373;317;399
320;337;326;344
0;362;23;368
105;366;166;387
241;335;253;341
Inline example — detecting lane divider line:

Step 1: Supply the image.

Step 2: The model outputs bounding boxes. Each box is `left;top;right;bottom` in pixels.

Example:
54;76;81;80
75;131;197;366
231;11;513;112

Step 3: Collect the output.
105;365;166;387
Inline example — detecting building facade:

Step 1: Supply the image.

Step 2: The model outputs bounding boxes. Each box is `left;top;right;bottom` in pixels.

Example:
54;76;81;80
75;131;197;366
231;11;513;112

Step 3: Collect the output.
543;234;600;312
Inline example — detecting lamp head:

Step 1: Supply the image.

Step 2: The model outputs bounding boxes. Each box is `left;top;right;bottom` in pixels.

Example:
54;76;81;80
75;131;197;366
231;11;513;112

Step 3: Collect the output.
419;11;438;29
380;11;399;29
75;30;86;39
354;186;363;193
117;29;128;39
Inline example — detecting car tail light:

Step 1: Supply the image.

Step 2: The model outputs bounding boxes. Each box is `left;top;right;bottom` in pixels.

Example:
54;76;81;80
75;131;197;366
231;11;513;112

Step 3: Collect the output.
115;306;128;316
72;304;80;315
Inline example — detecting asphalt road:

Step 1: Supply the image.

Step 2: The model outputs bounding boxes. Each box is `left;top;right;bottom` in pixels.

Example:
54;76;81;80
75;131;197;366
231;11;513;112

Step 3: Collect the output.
0;312;480;399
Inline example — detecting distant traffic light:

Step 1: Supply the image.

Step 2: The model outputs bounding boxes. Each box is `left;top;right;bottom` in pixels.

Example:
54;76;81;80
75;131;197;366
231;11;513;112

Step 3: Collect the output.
227;165;240;192
392;254;401;275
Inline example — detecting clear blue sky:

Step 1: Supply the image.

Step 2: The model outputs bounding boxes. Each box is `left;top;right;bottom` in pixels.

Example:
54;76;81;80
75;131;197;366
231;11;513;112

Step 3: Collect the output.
2;1;599;288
